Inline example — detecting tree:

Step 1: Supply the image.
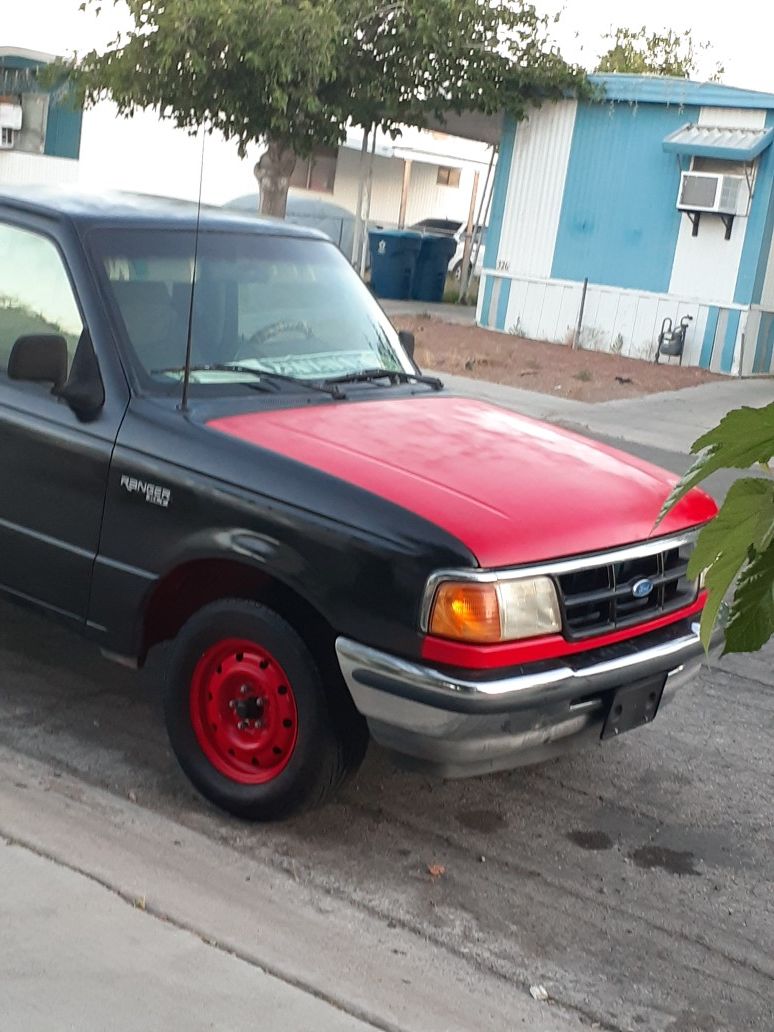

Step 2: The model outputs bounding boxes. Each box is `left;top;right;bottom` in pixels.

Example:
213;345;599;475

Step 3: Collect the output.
68;0;587;217
660;404;774;655
597;26;724;81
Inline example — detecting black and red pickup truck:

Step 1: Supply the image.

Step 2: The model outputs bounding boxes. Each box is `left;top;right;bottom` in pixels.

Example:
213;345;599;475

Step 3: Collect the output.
0;187;718;820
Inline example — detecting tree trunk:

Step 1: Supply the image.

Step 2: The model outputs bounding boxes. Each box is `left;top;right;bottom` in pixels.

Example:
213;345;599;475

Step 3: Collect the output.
253;139;297;218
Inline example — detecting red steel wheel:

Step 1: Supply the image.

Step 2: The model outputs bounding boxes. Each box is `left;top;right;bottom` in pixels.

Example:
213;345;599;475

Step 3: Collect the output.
190;638;298;784
164;599;368;820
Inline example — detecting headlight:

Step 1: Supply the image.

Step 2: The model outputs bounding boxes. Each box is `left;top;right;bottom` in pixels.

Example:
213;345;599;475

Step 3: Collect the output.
427;576;562;644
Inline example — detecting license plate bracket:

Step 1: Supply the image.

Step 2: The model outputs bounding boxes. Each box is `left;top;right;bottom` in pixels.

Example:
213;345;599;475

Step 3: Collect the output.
601;675;667;740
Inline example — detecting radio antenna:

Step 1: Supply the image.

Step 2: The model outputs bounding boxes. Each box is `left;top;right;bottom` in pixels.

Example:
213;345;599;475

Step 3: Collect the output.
180;125;207;412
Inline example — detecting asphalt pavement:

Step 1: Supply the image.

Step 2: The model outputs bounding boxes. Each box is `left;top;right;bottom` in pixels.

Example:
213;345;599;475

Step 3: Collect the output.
1;372;772;1032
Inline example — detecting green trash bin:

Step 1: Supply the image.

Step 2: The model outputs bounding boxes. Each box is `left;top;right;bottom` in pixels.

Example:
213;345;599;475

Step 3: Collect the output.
412;234;458;302
368;229;423;299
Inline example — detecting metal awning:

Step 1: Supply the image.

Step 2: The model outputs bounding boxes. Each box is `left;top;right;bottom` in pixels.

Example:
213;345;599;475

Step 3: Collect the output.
663;123;774;161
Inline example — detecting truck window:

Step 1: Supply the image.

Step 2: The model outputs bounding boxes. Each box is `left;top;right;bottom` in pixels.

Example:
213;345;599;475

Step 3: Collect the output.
89;229;411;392
0;223;83;379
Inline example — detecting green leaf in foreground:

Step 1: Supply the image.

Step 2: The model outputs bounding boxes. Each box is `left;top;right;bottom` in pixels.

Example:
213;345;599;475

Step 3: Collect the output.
659;402;774;654
724;538;774;653
690;478;774;650
658;402;774;521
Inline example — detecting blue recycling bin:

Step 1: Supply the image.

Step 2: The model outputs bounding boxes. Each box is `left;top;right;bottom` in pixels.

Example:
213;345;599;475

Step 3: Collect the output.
368;229;423;300
412;233;458;302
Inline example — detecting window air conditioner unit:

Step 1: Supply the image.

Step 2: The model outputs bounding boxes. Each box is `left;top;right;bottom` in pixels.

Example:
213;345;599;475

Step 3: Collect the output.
677;171;748;216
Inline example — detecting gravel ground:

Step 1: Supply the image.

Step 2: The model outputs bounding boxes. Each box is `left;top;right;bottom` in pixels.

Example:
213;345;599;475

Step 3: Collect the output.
394;315;722;403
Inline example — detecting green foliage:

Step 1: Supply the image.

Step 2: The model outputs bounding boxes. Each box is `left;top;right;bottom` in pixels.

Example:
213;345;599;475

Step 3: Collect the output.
726;539;774;653
597;26;724;81
67;1;588;159
70;0;342;158
663;404;774;509
659;403;774;654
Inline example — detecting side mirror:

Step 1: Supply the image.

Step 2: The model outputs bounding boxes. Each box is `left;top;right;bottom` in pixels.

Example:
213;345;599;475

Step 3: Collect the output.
398;329;415;361
7;331;105;420
58;331;105;420
8;334;68;390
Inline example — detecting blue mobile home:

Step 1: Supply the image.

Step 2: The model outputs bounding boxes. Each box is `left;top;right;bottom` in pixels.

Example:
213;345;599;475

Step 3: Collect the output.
0;47;83;185
479;74;774;375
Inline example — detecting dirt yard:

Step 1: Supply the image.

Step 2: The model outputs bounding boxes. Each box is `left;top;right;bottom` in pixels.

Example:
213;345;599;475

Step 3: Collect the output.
394;315;721;402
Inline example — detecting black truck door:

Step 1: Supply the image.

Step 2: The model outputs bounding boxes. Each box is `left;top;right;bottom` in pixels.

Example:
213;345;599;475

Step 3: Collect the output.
0;218;127;621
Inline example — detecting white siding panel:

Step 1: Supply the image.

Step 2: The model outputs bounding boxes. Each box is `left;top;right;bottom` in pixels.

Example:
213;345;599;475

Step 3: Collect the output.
556;285;582;347
333;147;482;228
404;162;480;226
520;281;549;338
505;278;530;334
505;276;532;332
536;283;563;342
578;289;602;350
497;101;577;277
403;161;439;224
612;293;639;355
698;107;766;129
332;147;404;224
669;207;749;304
0;151;78;186
592;292;621;351
628;297;661;360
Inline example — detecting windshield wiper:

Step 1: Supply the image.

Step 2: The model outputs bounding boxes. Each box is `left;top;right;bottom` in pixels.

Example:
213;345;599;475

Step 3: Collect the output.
152;364;345;399
243;366;345;399
322;368;443;390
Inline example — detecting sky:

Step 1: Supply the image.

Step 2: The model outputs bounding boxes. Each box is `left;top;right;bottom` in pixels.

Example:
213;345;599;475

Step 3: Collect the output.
5;0;774;203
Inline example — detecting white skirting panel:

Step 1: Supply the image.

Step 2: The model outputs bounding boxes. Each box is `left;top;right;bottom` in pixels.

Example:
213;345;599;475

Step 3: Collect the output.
0;151;79;186
479;272;748;372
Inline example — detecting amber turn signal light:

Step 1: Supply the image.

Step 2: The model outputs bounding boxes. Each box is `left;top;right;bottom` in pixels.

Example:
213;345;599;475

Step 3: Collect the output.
429;582;501;643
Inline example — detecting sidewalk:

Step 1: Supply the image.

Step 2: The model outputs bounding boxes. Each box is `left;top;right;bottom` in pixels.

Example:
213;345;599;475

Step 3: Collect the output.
0;749;589;1032
434;370;773;454
1;841;373;1032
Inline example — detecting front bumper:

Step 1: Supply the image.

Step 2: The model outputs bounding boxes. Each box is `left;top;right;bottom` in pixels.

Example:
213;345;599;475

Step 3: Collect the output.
335;621;723;777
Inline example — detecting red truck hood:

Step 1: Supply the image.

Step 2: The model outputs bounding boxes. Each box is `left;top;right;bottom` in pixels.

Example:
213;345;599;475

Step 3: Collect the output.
208;396;716;568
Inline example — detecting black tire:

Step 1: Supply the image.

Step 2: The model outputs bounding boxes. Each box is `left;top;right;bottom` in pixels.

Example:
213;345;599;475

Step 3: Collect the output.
163;599;365;820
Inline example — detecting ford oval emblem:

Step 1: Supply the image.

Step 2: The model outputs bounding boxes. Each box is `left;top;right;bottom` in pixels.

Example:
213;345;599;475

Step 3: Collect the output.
632;578;654;599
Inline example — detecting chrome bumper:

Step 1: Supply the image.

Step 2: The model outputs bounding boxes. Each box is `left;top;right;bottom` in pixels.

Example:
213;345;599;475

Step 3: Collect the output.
335;623;722;777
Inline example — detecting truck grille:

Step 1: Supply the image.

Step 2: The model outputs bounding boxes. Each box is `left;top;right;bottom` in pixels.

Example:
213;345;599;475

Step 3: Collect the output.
557;536;699;640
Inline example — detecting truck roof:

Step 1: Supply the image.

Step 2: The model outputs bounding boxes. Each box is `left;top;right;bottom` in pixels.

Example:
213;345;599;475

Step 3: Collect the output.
0;185;327;239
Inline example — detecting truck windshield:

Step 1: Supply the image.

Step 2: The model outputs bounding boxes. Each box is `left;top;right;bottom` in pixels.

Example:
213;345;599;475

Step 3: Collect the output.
89;229;410;391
